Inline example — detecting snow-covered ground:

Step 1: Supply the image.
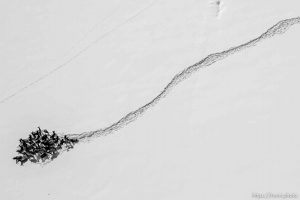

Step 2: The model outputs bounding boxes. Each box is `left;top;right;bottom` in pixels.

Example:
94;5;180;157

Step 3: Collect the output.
0;0;299;199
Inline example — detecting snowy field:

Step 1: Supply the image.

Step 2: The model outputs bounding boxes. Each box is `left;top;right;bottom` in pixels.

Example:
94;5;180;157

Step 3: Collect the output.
0;0;300;199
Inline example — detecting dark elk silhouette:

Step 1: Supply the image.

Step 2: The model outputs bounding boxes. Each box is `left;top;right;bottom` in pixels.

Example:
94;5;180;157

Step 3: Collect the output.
13;127;78;165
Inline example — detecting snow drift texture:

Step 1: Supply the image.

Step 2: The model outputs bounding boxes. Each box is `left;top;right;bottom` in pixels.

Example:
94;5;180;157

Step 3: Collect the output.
1;0;300;199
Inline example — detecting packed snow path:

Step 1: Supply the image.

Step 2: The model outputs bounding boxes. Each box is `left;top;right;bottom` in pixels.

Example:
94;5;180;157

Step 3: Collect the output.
68;16;300;141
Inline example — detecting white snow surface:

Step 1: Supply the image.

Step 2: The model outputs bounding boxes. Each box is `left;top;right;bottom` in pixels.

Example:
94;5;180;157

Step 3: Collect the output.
0;0;300;199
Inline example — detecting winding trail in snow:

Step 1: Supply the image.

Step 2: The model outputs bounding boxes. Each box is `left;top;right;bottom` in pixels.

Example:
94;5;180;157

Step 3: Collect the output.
68;16;300;141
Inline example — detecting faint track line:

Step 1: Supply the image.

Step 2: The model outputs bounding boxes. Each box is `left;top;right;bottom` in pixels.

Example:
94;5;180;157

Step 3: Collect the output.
0;0;157;105
68;16;300;141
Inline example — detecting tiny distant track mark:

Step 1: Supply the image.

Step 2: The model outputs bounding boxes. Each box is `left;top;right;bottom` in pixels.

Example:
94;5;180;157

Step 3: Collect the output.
209;0;223;18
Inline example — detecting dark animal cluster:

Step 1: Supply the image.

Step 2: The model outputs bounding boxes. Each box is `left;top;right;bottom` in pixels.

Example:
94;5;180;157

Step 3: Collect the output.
13;127;78;165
